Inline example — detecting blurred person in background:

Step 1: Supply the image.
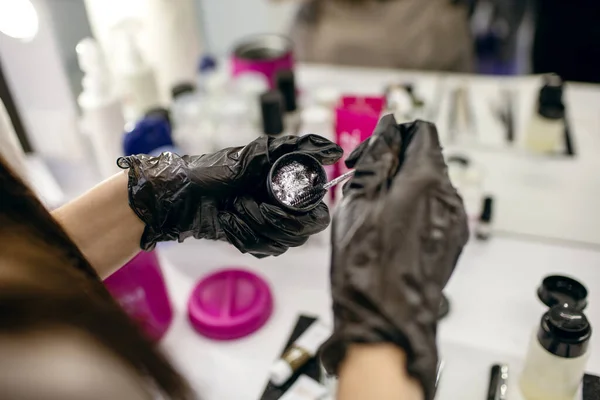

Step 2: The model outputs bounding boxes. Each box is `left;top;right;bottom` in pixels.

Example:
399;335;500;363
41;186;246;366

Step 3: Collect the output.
290;0;475;72
471;0;527;75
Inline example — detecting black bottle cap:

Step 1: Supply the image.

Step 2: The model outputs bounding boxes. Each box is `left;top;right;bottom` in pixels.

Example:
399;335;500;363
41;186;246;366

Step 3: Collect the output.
537;305;592;358
144;107;171;128
402;83;414;94
538;275;588;310
538;73;565;120
479;196;494;223
171;82;196;100
438;294;450;320
198;54;217;74
260;90;284;136
276;69;297;113
447;154;470;167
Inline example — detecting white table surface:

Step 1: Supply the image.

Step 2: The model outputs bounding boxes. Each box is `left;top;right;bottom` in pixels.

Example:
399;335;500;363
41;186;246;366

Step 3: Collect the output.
157;233;600;400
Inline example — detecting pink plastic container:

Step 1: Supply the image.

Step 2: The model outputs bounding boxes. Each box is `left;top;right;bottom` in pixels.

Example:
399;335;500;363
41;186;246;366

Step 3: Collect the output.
104;251;173;341
333;96;385;199
188;268;273;340
231;34;294;88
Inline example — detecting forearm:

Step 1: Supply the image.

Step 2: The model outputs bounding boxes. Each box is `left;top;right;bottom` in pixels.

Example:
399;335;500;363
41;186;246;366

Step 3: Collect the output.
337;344;423;400
52;172;144;279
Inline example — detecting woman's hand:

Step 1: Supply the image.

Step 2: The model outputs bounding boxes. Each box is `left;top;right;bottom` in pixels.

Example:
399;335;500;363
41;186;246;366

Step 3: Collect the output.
118;135;343;258
320;115;468;400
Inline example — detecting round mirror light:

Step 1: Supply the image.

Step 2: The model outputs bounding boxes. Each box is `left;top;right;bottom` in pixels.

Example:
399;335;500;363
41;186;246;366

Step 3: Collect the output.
0;0;39;41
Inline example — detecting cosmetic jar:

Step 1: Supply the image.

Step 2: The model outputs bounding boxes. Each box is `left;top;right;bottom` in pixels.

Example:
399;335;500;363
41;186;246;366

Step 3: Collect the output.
267;152;327;213
538;275;588;310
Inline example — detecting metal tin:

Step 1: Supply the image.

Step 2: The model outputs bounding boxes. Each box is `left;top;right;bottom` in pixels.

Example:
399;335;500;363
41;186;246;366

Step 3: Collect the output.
267;152;327;213
231;34;294;88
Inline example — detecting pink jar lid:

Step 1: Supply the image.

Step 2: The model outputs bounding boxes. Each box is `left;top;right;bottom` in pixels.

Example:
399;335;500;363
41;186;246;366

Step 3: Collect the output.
187;268;273;340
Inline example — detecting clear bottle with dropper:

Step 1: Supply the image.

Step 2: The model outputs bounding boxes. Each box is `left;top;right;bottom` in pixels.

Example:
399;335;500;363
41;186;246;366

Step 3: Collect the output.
525;74;566;154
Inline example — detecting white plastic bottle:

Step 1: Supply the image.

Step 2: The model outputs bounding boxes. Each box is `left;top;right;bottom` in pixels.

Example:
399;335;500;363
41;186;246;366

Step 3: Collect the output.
232;72;270;128
76;38;126;179
144;0;202;103
111;26;161;123
170;82;214;155
520;305;592;400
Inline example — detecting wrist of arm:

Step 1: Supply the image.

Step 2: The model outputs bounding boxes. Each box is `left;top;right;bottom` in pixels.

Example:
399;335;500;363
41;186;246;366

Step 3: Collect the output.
337;343;424;400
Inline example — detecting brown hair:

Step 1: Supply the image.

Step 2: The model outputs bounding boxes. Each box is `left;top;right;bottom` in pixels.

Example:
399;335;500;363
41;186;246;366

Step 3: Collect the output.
0;156;192;399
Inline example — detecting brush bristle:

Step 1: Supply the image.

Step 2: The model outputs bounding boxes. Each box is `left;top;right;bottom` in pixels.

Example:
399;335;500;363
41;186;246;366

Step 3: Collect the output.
291;187;326;208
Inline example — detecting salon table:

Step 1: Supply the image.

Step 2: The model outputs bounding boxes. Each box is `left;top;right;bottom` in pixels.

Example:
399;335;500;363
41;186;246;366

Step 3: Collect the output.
157;233;600;400
155;65;600;399
28;63;600;399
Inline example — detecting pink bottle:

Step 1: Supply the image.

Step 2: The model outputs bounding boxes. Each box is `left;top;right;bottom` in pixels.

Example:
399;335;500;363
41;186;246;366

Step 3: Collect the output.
332;95;385;201
335;95;386;176
104;250;173;341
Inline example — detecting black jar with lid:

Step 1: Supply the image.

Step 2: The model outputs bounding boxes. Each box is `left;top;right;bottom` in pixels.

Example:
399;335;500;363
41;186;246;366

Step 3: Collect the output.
520;305;593;400
537;305;592;358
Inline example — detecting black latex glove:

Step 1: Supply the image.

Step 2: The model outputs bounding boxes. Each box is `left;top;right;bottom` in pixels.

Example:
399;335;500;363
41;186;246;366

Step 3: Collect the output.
117;135;343;258
320;115;469;400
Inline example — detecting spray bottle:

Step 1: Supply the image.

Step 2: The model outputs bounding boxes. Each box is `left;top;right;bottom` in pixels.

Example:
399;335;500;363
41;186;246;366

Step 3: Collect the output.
76;38;125;179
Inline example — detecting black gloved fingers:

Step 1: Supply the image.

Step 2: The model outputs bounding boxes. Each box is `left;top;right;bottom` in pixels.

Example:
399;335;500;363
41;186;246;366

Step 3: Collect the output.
344;139;371;169
344;115;405;196
397;120;445;177
228;135;343;189
231;197;310;248
344;114;401;170
217;211;290;258
345;156;396;197
259;202;331;238
424;188;469;286
271;134;343;166
346;118;446;189
229;197;327;247
291;134;343;166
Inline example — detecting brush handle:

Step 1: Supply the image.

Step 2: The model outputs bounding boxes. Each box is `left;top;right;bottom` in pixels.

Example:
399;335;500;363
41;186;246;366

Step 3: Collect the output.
290;170;356;209
322;170;355;190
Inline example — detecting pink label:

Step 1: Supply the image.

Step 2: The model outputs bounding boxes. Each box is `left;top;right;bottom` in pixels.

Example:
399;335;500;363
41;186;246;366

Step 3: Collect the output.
333;95;385;182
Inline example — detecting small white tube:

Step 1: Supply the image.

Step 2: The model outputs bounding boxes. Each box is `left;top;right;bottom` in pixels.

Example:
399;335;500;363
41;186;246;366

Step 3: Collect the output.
270;320;331;387
279;375;329;400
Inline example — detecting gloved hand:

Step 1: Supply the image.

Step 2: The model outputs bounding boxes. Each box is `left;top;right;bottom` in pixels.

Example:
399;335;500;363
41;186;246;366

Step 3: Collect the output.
320;115;469;400
117;135;342;258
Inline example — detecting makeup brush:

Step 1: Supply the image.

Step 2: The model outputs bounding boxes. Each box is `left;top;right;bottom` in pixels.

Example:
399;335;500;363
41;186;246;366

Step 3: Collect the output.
290;170;355;208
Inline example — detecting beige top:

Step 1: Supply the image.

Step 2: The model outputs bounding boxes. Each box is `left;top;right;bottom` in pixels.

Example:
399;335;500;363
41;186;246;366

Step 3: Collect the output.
290;0;473;72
